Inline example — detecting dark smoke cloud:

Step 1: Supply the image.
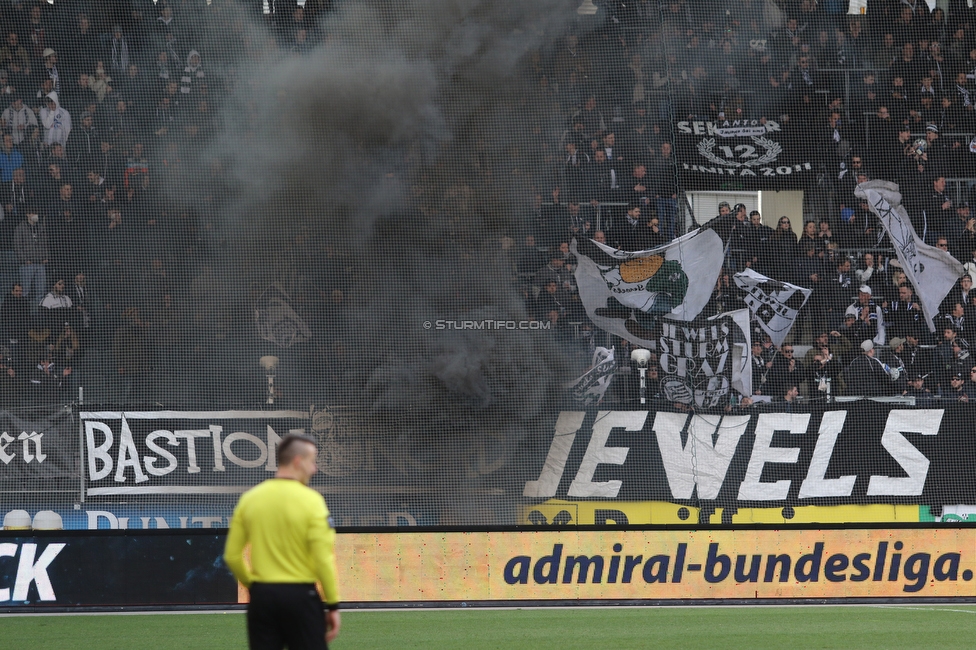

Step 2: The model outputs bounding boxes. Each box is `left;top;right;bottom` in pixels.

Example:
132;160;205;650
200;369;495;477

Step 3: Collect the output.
168;0;588;514
200;0;588;412
215;0;577;241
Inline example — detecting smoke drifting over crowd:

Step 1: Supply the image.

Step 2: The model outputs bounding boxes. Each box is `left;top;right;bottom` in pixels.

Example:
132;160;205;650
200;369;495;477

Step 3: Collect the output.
193;1;574;392
161;0;586;507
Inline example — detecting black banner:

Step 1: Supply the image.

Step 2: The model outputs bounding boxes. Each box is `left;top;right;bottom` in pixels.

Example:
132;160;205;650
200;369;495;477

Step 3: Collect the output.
6;403;976;530
522;402;976;507
0;530;237;608
674;119;816;191
0;408;78;489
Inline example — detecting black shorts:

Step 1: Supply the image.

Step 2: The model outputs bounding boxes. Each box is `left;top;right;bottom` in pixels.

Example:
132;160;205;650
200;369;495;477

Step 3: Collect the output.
247;582;327;650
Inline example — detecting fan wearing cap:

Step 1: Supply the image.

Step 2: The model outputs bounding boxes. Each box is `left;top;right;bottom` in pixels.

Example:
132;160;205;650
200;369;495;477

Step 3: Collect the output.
878;335;908;389
179;50;205;98
910;121;945;168
902;370;936;400
841;338;898;397
844;284;885;346
945;367;976;401
42;47;60;95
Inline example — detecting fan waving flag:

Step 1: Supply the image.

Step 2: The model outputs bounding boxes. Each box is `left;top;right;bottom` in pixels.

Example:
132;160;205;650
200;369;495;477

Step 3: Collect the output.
572;224;726;347
656;308;752;408
733;268;812;347
854;180;964;332
566;346;616;406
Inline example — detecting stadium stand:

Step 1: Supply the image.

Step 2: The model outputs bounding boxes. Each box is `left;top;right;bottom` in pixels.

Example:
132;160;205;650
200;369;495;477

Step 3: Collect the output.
0;1;973;407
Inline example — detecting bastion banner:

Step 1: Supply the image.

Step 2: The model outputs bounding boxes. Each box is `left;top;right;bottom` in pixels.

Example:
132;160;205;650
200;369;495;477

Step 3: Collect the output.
336;529;976;602
673;118;817;191
79;410;312;495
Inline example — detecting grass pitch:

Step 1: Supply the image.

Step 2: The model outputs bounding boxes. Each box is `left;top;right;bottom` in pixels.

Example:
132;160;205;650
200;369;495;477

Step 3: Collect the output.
1;605;974;649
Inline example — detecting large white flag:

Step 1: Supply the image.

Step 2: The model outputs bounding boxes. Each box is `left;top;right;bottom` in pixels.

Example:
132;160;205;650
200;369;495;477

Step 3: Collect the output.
572;225;725;346
854;180;964;332
733;268;812;347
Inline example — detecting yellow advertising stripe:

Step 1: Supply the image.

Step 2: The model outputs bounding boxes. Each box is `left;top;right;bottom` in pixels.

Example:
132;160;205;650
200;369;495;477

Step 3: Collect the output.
337;529;976;602
733;504;922;524
519;501;924;525
520;500;698;525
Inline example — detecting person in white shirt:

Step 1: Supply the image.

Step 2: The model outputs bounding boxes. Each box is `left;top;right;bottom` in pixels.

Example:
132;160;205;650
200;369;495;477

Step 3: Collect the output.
1;96;38;146
39;277;74;331
39;91;71;147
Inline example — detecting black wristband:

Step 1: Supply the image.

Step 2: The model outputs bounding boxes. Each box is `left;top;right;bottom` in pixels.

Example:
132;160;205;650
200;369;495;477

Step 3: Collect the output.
324;602;340;611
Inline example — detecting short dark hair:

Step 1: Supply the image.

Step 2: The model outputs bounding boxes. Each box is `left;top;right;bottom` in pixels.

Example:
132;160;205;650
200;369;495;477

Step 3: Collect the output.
277;434;317;466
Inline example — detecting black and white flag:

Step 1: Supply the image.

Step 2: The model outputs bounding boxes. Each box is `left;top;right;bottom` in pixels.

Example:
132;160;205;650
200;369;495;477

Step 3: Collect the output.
733;268;812;347
658;308;751;408
568;347;616;406
854;181;964;332
572;224;725;347
254;283;312;348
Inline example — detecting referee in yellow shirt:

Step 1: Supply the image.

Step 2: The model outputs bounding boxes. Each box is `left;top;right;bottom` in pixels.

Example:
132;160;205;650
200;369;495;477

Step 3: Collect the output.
224;434;341;649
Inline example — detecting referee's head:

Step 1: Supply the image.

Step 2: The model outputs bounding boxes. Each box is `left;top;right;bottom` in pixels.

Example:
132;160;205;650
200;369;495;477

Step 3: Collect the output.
276;434;318;485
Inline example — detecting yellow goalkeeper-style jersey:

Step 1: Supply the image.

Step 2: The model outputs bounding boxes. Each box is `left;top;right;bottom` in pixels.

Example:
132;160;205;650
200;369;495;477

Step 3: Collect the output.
223;478;340;608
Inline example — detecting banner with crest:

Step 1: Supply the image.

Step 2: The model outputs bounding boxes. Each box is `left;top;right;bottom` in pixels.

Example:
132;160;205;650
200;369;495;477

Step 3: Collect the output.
673;118;817;191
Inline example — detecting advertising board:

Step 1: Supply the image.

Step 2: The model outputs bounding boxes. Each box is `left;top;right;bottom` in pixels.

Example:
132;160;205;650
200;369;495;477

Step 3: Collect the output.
339;528;976;602
0;531;237;608
2;527;972;609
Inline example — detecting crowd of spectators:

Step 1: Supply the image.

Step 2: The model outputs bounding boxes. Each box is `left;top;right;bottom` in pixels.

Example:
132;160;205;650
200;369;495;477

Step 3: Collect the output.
512;1;976;402
5;1;976;407
0;1;333;408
